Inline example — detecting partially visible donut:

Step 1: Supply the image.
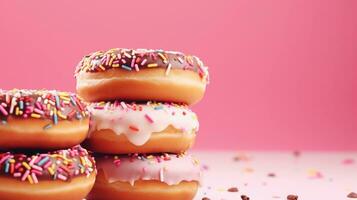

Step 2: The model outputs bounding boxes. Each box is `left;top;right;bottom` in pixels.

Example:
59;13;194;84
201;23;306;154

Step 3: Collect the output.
88;153;201;200
0;89;89;150
0;145;96;200
84;101;199;154
75;48;209;105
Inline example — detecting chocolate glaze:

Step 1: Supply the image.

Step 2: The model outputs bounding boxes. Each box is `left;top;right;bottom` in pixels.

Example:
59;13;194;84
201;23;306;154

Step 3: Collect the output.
0;145;96;183
0;89;88;128
75;48;209;81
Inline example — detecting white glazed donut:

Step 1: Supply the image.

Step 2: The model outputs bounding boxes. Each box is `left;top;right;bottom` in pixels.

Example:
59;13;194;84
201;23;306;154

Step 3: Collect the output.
84;101;199;154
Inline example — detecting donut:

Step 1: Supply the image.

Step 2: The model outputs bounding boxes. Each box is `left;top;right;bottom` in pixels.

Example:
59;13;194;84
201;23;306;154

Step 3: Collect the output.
75;48;209;105
84;101;199;154
0;145;96;200
0;89;89;150
88;153;201;200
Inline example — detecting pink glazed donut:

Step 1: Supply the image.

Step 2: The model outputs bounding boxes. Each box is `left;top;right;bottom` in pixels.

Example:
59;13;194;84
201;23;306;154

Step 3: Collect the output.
88;153;201;200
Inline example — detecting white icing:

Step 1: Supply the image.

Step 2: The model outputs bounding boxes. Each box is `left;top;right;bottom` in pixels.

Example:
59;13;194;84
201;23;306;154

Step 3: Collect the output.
88;102;199;146
97;154;201;186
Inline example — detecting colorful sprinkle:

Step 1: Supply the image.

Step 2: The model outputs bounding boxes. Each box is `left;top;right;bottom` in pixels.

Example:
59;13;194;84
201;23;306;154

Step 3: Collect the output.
121;65;132;71
342;158;355;165
75;48;209;82
30;113;41;119
0;105;8;116
113;158;121;167
159;168;164;182
120;102;128;110
0;89;88;128
43;124;52;130
129;125;139;132
308;169;323;179
147;63;158;68
144;114;154;123
0;146;95;184
165;63;172;76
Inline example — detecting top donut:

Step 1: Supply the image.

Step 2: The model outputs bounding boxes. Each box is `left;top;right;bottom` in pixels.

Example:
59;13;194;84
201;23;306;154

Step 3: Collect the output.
75;48;209;105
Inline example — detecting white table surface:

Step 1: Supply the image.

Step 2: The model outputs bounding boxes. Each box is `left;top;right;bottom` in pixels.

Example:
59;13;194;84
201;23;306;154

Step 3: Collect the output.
193;151;357;200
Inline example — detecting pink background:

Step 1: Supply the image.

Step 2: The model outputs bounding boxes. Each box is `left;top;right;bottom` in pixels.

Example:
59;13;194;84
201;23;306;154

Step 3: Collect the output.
0;0;356;150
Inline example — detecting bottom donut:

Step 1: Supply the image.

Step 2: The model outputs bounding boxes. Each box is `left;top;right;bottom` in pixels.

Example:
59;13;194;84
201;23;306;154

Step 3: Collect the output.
0;145;96;200
88;153;201;200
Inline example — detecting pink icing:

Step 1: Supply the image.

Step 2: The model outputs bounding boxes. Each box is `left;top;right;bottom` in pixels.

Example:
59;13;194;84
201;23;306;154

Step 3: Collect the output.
96;153;201;186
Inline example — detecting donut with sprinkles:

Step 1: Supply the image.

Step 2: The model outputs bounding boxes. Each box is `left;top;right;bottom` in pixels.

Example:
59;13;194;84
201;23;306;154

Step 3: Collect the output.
84;101;199;154
0;145;96;200
0;89;89;150
75;48;209;105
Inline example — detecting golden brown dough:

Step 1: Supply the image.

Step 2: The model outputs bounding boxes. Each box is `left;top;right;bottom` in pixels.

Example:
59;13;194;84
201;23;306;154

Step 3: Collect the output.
76;68;206;105
74;48;209;105
84;126;195;154
0;118;89;150
88;167;198;200
0;173;96;200
0;145;97;200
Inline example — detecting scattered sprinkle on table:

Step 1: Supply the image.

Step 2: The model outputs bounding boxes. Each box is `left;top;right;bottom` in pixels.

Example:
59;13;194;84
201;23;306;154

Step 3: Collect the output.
342;159;355;165
347;192;357;198
287;194;298;200
293;151;301;157
227;187;239;192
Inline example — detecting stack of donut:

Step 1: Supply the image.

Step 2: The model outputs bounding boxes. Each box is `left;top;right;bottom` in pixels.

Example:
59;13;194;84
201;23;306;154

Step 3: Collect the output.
75;48;209;200
0;89;96;200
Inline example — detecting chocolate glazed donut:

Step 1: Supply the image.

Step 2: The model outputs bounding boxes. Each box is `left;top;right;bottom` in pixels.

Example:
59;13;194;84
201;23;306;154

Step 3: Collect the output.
75;48;209;105
0;89;89;150
0;145;96;200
